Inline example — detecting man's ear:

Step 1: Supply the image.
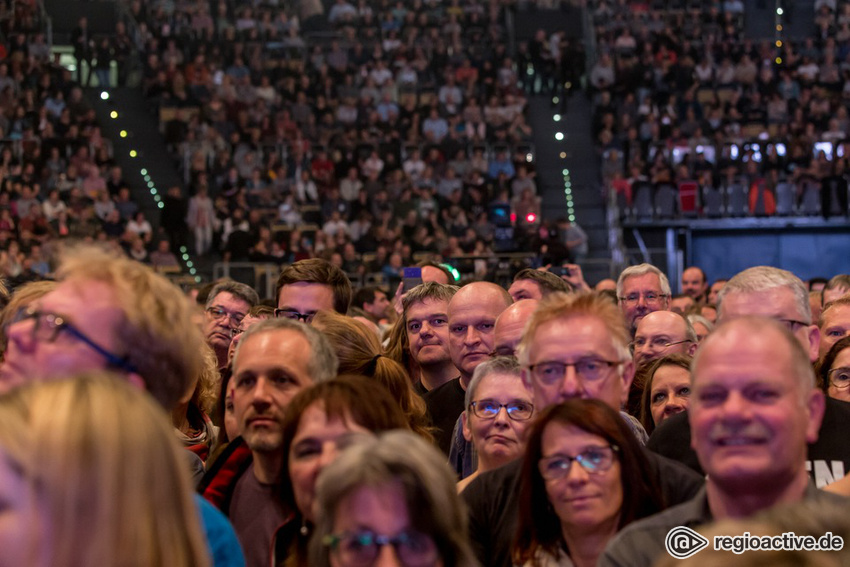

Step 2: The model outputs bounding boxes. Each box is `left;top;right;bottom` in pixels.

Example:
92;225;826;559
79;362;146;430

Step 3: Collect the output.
806;325;820;364
687;342;698;357
805;389;826;445
521;368;532;389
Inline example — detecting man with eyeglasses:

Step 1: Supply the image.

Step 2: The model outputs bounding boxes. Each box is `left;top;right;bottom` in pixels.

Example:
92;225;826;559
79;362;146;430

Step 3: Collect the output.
0;245;246;566
632;311;697;369
601;317;843;567
458;357;534;492
462;292;703;567
616;263;672;335
204;280;259;370
275;258;352;323
648;266;850;488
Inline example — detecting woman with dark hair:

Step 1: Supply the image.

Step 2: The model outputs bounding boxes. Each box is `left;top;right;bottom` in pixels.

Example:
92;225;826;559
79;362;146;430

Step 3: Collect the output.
273;377;411;566
816;335;850;402
513;399;662;567
638;354;693;435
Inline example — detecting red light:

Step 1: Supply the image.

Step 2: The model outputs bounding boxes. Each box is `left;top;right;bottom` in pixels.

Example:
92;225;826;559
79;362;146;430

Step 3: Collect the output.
510;212;517;223
526;213;536;223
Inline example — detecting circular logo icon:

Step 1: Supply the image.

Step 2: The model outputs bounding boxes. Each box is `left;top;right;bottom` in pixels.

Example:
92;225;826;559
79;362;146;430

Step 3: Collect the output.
665;526;709;559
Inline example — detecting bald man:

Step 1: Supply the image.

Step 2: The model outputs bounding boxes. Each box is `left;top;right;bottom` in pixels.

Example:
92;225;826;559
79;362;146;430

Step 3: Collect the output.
492;299;539;358
452;298;539;477
424;282;512;455
632;311;697;368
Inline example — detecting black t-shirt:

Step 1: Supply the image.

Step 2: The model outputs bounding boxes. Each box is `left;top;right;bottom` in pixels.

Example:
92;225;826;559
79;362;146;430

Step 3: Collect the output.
648;397;850;487
423;377;465;455
462;449;704;567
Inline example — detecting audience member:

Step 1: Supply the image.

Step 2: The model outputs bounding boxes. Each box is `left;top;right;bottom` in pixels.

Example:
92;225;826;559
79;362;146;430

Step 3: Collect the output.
602;317;839;567
310;430;479;567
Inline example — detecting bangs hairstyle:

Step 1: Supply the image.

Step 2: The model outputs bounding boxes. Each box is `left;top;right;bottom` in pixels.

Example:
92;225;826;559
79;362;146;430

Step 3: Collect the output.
279;377;411;508
56;244;206;411
0;373;210;567
309;431;479;567
513;399;661;567
275;258;352;314
637;353;693;434
516;292;631;366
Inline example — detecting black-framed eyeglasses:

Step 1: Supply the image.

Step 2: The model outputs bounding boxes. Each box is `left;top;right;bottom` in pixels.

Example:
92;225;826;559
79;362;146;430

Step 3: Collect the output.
828;367;850;390
469;400;534;421
777;318;810;331
527;358;621;385
618;293;668;306
9;305;138;374
630;337;692;350
323;530;439;567
206;306;245;325
274;308;316;323
538;445;619;480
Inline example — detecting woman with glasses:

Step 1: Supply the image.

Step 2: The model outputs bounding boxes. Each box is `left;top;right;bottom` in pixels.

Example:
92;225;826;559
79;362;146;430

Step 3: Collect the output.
309;430;480;567
513;399;662;567
457;357;534;492
273;377;412;566
816;336;850;403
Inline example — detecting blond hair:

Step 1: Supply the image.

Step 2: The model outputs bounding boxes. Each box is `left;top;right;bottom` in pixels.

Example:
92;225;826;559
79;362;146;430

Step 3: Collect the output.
56;245;206;410
0;373;210;567
517;291;631;366
0;280;57;346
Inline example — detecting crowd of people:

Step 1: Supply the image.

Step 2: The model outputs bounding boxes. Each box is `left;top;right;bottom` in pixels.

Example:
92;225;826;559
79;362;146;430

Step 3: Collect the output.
595;0;850;218
0;246;850;567
131;0;558;273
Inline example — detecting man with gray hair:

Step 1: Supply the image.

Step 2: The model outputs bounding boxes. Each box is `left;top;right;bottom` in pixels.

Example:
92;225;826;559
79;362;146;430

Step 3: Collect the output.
649;265;850;487
199;318;338;567
602;317;838;567
616;263;671;335
203;280;260;369
717;265;818;361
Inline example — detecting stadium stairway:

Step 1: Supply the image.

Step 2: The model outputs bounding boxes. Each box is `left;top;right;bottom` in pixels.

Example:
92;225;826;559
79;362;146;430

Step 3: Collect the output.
87;88;204;278
525;92;611;284
744;0;814;42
